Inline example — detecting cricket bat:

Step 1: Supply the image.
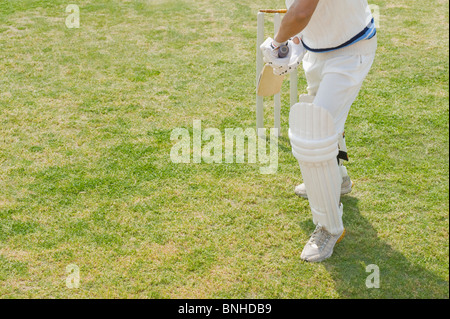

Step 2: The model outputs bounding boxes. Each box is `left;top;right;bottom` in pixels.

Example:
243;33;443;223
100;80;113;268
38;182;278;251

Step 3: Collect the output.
257;44;289;97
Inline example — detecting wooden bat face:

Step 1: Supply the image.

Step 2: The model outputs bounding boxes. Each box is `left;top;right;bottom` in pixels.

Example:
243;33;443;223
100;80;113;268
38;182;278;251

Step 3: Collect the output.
257;64;285;97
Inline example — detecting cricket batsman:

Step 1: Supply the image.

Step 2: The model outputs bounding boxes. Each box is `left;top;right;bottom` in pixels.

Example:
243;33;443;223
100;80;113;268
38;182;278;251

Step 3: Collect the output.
260;0;377;262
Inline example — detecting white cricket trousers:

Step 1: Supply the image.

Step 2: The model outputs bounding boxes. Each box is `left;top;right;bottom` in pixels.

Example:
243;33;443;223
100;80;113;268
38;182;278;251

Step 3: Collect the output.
302;41;377;134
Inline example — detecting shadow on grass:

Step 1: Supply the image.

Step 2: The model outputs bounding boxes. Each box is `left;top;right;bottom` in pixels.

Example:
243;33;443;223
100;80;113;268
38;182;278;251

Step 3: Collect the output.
277;136;293;154
300;196;448;298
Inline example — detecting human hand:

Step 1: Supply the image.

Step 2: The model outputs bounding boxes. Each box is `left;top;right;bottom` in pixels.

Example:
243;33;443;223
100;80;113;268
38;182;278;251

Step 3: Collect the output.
260;37;291;68
273;36;306;75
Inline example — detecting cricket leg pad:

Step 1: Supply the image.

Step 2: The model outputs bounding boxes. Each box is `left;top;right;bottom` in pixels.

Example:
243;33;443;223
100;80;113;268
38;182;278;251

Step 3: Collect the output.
289;102;344;235
337;132;349;165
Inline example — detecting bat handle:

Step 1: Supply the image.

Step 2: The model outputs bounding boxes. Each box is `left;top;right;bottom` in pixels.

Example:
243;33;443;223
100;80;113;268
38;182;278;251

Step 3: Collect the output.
278;44;289;58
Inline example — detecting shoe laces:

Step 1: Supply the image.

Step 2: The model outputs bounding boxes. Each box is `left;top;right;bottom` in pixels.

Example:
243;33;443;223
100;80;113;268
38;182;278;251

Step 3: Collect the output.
310;226;331;249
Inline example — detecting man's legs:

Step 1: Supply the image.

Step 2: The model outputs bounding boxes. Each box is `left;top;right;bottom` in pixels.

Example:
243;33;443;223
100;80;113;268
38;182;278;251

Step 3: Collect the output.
295;52;375;199
290;52;375;262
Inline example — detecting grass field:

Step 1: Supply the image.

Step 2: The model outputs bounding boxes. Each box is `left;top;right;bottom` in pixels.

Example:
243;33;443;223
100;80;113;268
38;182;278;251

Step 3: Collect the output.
0;0;448;299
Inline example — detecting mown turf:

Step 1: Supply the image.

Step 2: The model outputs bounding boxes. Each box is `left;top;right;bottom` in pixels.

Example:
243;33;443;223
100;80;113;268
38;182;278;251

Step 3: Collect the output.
0;0;448;298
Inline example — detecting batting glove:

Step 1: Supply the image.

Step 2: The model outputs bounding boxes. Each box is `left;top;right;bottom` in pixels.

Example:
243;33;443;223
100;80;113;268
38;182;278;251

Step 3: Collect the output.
260;37;290;68
273;38;306;76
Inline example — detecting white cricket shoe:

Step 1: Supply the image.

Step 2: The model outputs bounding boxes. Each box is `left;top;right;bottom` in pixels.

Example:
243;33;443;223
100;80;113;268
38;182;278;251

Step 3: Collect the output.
300;225;346;263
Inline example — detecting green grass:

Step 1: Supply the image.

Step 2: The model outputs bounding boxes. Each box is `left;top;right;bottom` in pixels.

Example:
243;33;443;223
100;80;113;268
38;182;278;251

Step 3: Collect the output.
0;0;448;298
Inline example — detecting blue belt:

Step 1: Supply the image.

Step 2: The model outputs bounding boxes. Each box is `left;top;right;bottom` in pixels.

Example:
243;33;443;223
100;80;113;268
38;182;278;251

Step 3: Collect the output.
302;18;377;53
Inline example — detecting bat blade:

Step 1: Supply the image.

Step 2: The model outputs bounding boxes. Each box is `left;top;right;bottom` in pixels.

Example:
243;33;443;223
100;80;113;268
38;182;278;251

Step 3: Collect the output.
257;64;285;97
